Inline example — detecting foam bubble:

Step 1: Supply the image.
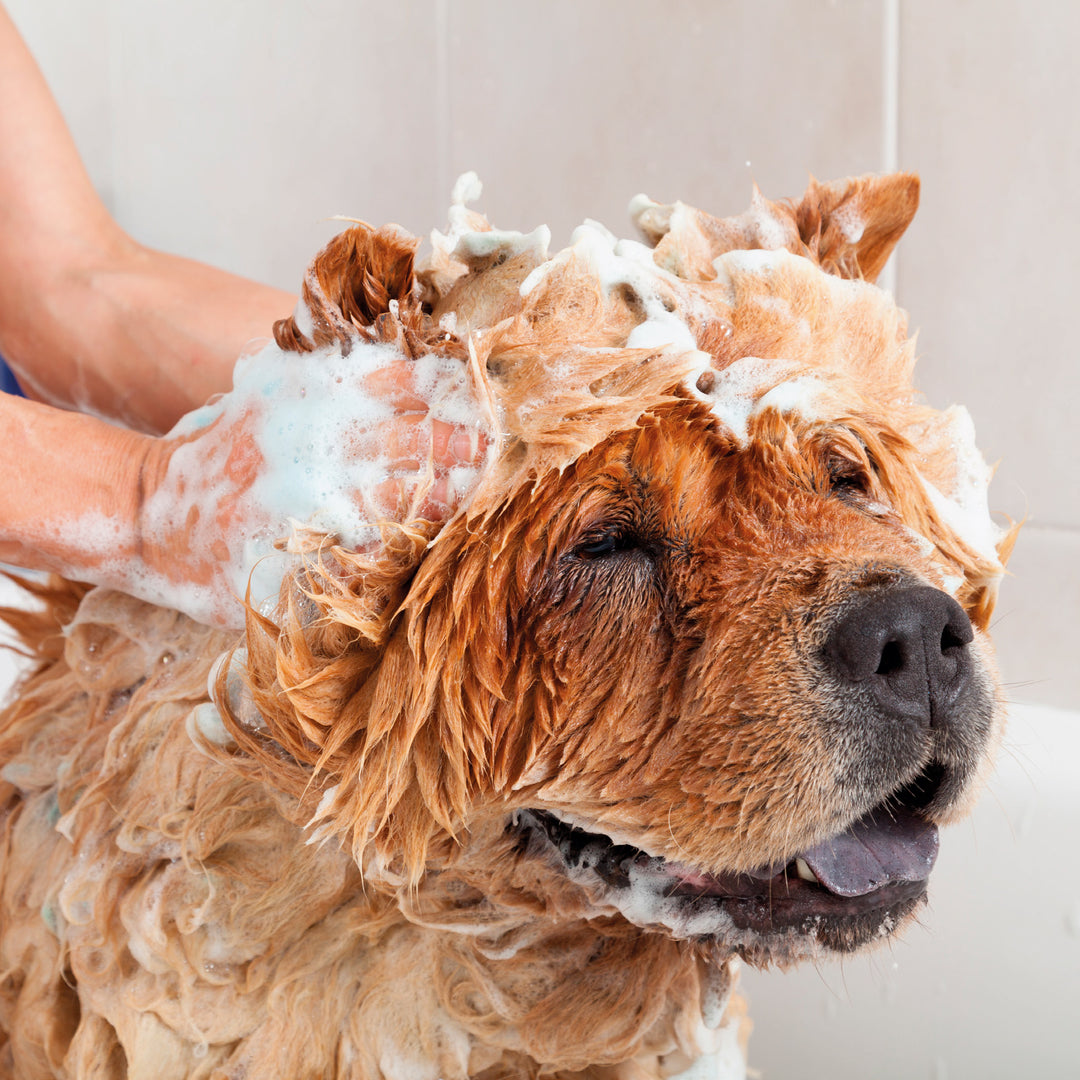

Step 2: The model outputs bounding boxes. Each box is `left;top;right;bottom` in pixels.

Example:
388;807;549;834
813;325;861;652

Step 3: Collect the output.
695;357;815;444
129;335;492;626
186;702;235;749
916;406;1004;568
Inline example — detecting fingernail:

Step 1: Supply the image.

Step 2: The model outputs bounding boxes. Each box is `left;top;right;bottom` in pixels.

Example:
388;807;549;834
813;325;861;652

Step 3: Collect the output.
450;430;475;462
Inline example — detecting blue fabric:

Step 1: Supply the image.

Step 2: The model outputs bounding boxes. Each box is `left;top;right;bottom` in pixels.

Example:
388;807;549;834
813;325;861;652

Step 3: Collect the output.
0;354;24;396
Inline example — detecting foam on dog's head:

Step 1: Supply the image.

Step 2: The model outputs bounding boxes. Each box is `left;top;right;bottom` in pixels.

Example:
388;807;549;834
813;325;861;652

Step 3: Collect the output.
632;172;920;285
214;173;1011;884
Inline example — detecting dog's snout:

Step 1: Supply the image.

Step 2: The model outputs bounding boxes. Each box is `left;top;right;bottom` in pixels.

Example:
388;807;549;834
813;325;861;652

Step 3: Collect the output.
824;585;974;726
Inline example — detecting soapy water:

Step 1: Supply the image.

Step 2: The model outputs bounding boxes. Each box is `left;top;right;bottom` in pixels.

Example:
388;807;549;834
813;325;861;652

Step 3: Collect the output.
916;405;1002;567
52;174;1001;629
59;325;491;629
147;331;490;624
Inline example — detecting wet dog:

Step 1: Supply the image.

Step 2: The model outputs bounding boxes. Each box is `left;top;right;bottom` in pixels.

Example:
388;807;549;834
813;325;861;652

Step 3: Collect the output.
0;173;1011;1078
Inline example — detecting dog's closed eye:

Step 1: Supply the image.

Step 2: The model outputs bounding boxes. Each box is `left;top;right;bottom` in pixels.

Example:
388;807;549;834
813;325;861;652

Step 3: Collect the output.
818;427;890;505
573;529;643;559
826;453;875;499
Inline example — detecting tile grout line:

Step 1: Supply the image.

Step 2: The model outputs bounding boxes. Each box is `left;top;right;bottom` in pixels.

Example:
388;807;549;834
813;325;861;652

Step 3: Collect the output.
435;0;451;220
883;0;900;174
880;0;901;297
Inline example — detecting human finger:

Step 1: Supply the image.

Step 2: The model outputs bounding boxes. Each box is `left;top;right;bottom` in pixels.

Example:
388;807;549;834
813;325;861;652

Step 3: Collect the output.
359;361;429;413
364;473;454;530
348;415;486;474
430;418;488;469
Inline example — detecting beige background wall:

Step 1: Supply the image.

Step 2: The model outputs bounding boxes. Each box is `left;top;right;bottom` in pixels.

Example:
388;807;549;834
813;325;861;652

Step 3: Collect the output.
5;2;1079;1077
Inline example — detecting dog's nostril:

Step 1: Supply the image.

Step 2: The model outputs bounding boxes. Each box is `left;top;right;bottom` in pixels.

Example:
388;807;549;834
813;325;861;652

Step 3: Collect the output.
941;624;967;653
824;585;974;727
875;639;904;677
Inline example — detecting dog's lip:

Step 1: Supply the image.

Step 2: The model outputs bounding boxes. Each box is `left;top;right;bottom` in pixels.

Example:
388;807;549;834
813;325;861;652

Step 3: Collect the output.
518;802;939;905
665;804;939;899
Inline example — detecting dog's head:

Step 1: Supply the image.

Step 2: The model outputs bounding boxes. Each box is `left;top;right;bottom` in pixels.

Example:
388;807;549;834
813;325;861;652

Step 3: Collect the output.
217;173;1012;966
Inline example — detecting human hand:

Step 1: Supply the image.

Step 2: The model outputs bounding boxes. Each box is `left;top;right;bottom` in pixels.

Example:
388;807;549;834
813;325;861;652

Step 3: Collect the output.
0;336;489;630
131;339;491;629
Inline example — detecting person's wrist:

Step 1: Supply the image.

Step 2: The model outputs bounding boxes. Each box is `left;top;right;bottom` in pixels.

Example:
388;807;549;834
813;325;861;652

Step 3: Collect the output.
0;394;150;580
128;431;176;581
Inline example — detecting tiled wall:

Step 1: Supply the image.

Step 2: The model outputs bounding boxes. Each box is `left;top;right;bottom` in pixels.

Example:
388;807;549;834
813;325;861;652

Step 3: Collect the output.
9;0;1078;708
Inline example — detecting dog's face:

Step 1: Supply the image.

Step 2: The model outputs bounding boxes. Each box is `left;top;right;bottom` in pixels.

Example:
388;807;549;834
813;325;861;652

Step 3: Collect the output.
226;172;1010;970
492;403;1000;963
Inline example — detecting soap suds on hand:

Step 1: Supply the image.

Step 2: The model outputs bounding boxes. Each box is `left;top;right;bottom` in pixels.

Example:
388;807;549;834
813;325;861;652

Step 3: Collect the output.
51;172;1003;629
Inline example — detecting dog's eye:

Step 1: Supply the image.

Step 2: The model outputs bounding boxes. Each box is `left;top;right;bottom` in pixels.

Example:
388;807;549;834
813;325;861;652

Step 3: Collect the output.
830;471;868;495
574;530;638;558
827;455;873;498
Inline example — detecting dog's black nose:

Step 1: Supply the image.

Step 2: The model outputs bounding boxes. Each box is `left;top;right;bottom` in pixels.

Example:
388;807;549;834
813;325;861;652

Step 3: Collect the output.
824;585;974;726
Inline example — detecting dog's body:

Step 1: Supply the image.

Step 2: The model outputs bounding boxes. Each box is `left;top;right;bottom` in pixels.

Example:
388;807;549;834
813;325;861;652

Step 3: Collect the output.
0;174;1011;1079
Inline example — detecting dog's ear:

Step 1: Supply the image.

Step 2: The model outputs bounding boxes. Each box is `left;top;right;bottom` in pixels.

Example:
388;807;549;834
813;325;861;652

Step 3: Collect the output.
273;223;420;353
638;173;919;286
214;222;486;883
212;515;496;887
793;173;920;283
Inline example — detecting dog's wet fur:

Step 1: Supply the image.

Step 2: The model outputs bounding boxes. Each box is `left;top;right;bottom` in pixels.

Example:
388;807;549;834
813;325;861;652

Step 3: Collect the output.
0;174;1012;1078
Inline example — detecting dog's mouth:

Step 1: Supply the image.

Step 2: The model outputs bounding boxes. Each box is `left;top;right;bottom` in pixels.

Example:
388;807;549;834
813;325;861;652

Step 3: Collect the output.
514;767;944;957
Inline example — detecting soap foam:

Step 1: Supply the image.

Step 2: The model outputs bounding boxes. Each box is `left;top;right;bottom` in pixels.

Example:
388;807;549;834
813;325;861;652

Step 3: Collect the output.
53;176;1001;633
915;405;1003;567
136;334;491;626
830;201;866;245
521;218;700;359
697;357;823;444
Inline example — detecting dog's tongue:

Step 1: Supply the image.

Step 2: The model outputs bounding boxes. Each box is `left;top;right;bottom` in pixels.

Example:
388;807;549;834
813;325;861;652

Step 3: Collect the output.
800;806;939;897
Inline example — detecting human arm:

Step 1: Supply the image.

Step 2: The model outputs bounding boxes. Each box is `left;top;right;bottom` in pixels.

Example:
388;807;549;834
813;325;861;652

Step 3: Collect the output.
0;358;485;630
0;391;145;578
0;6;488;623
0;3;295;433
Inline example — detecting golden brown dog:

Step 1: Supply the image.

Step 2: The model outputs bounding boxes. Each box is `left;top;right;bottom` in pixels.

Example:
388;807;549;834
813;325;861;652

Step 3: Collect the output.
0;173;1012;1079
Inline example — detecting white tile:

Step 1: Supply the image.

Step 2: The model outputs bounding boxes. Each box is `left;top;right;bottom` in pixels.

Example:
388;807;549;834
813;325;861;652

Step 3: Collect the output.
6;0;114;212
989;523;1080;711
108;0;442;291
897;0;1080;531
447;0;887;247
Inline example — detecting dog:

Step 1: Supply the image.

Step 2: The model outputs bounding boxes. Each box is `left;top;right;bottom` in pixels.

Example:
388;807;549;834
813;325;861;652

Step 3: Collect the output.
0;171;1012;1079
